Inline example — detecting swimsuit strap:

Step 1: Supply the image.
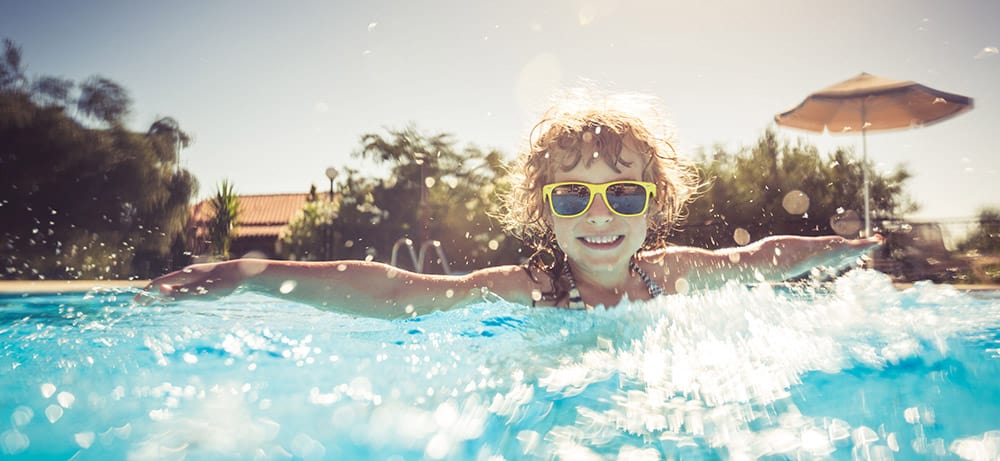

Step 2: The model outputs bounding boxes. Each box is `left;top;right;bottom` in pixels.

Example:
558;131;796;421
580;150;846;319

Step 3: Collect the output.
629;260;666;298
563;259;665;309
563;264;587;310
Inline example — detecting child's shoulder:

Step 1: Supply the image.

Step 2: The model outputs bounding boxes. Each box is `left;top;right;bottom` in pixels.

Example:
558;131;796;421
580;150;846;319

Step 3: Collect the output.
466;264;549;304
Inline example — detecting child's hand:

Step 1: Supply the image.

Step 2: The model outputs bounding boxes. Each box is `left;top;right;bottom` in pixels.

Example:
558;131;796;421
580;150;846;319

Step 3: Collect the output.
134;261;245;304
822;234;884;270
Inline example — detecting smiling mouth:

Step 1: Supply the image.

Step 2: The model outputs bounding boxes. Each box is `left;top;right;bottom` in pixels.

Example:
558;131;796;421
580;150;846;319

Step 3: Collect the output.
579;235;624;248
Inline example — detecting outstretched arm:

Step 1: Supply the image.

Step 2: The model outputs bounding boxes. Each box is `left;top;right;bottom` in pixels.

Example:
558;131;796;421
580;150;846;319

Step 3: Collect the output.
138;259;535;318
661;234;883;291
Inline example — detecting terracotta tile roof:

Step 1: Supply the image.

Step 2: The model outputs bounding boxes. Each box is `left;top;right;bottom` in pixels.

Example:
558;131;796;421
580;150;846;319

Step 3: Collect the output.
188;194;314;254
190;193;310;230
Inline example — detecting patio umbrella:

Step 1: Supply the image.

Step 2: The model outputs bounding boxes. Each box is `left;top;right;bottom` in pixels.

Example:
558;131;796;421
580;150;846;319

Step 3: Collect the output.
774;72;973;236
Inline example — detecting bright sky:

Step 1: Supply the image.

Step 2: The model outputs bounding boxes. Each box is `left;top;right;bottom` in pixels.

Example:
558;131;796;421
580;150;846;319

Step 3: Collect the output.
3;0;998;223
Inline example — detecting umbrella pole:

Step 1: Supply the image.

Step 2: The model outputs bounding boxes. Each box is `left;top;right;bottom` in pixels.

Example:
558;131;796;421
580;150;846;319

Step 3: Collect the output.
862;127;870;238
861;101;870;238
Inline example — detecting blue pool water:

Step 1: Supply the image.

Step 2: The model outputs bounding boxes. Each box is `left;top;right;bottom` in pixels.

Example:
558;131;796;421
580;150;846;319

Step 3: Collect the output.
2;270;999;460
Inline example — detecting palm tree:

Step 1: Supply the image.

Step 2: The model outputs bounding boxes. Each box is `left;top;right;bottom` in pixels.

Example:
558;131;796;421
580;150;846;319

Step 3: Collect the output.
147;116;192;170
0;38;27;91
209;180;240;259
77;76;131;125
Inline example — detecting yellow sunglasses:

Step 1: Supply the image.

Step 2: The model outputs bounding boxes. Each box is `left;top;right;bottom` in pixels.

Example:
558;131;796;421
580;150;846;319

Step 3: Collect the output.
542;181;656;218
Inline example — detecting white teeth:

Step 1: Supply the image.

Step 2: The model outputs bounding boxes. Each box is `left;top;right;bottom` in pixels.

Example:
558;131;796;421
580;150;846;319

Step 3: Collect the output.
583;235;619;244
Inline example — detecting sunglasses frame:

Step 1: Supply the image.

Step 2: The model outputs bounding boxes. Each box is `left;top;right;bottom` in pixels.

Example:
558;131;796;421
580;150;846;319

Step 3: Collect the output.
542;180;657;218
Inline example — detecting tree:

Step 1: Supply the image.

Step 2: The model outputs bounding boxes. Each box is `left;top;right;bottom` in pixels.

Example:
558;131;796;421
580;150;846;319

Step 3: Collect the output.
147;116;192;167
675;129;915;248
1;39;197;279
0;38;26;91
208;180;240;259
77;76;132;125
315;126;519;272
278;199;339;261
958;208;1000;255
31;76;74;108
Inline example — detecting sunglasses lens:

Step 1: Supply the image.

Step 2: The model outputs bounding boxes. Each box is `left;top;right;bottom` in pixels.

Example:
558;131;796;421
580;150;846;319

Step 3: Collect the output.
550;184;591;216
606;182;648;215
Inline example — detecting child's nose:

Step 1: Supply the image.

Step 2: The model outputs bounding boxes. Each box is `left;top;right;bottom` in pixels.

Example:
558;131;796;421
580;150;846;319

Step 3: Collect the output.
586;194;614;223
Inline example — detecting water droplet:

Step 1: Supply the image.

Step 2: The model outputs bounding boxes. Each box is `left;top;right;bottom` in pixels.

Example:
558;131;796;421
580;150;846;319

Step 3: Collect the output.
40;383;56;398
0;429;29;454
488;240;499;251
74;431;95;448
733;228;751;246
425;432;451;459
279;280;297;294
531;289;542;301
45;405;63;423
425;177;436;188
56;391;75;408
10;406;33;427
291;433;326;460
445;289;455;298
781;190;810;215
674;278;690;295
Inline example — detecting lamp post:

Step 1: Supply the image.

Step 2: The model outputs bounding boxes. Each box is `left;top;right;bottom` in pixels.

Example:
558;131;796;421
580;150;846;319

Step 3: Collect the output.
324;167;339;260
325;167;339;201
413;153;429;246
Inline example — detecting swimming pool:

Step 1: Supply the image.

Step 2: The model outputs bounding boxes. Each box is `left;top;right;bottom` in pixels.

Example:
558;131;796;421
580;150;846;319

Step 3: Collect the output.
1;270;999;460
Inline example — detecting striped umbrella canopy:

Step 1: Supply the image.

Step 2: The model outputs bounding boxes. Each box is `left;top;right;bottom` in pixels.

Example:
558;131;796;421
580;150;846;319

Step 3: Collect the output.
775;72;973;236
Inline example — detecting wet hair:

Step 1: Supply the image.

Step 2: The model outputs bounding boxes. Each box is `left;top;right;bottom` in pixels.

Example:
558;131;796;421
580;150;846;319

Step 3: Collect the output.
495;89;702;305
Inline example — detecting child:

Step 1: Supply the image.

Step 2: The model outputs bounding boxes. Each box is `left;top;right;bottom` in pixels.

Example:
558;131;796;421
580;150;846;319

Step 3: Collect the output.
142;90;881;317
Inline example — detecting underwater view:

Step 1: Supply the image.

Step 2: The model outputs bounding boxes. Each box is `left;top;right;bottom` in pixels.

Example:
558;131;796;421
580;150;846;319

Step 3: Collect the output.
2;270;999;460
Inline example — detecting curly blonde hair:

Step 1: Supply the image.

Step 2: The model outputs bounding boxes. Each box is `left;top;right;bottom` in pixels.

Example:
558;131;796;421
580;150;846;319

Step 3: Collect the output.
498;90;701;263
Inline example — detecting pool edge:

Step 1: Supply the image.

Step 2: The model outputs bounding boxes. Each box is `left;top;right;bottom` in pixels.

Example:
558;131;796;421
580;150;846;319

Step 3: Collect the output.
0;280;149;294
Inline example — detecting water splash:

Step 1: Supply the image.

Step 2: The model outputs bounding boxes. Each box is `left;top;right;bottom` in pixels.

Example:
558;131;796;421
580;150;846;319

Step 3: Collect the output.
1;272;999;459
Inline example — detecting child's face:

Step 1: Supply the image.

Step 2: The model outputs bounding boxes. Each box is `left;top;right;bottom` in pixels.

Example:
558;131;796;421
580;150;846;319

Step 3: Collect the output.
548;146;649;274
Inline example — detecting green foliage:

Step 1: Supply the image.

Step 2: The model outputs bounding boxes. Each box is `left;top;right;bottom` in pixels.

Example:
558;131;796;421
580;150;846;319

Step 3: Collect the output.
77;76;132;125
958;208;1000;254
326;126;520;272
278;199;339;261
1;39;197;279
208;180;240;259
0;38;26;90
675;129;916;248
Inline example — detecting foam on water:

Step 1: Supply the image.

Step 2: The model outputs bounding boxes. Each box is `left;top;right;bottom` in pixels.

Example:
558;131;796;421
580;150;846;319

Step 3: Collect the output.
1;270;999;460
